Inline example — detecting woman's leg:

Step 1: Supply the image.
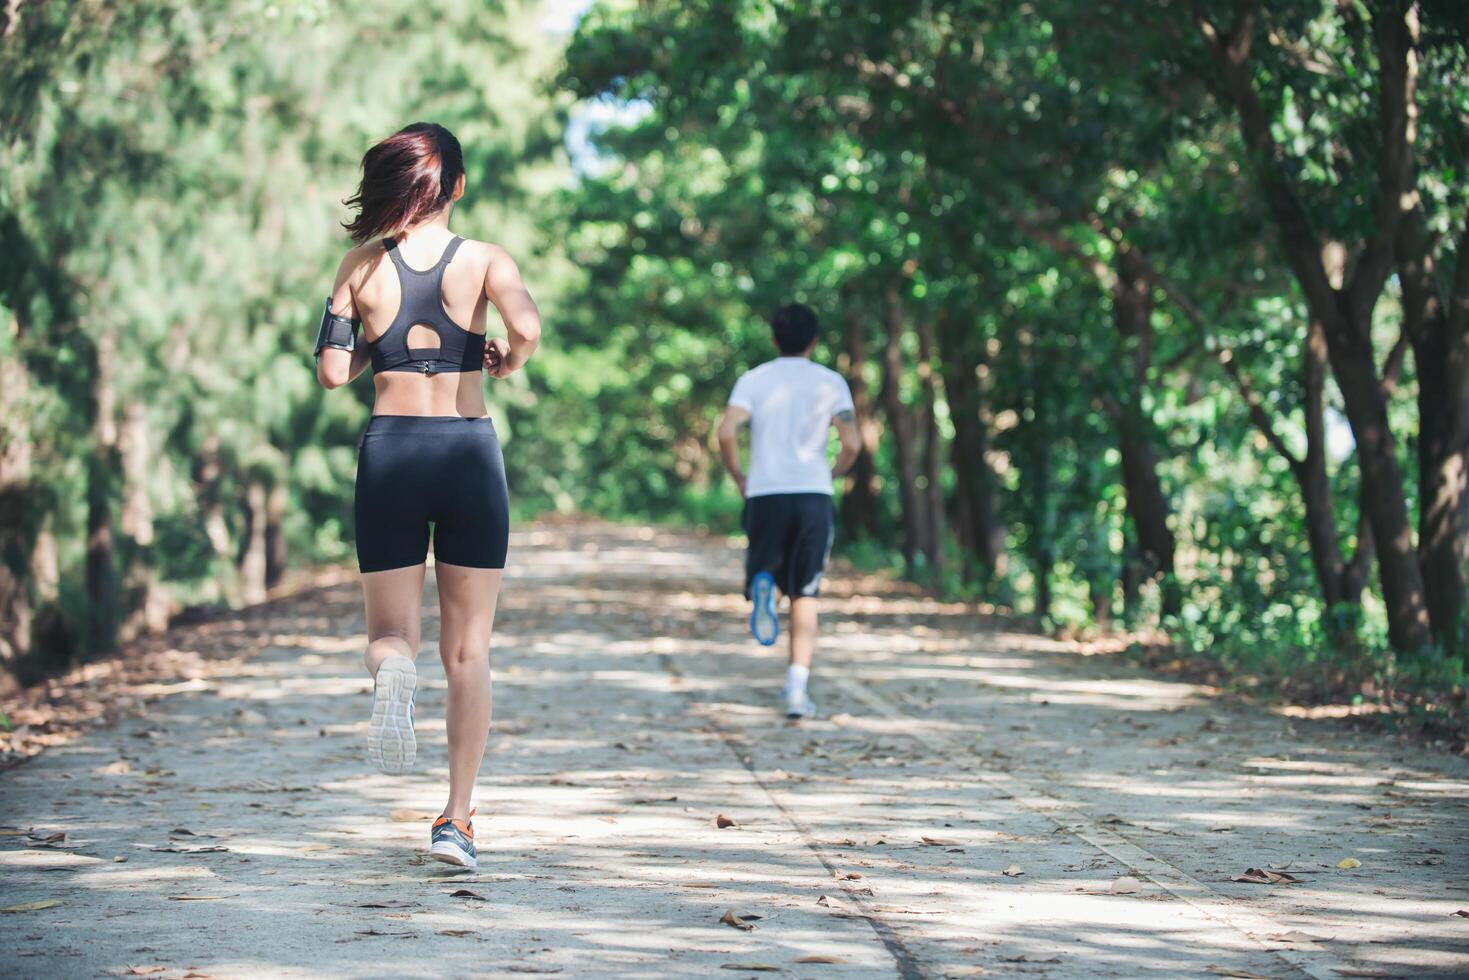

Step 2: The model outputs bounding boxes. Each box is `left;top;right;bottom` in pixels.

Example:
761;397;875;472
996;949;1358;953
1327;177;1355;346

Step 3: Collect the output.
361;564;427;675
433;562;502;821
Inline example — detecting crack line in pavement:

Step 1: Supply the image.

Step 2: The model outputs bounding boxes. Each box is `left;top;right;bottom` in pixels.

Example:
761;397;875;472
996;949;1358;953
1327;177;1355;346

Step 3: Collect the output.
658;655;928;980
830;675;1348;980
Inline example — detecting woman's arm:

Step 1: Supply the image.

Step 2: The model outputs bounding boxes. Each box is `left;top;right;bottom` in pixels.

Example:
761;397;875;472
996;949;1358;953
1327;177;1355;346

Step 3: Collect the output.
317;251;371;389
482;246;541;380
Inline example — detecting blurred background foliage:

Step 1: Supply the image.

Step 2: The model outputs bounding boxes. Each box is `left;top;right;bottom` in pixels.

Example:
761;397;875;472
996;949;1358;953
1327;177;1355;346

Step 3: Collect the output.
1;1;1466;723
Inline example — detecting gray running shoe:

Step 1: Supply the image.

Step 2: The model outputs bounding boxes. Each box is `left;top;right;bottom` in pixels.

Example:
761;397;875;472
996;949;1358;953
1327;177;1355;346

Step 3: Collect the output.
430;811;477;869
368;655;417;774
784;687;817;719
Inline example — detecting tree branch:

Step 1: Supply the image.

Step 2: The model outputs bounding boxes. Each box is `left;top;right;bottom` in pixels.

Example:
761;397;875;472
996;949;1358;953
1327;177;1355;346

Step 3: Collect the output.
1196;0;1342;326
1346;2;1417;315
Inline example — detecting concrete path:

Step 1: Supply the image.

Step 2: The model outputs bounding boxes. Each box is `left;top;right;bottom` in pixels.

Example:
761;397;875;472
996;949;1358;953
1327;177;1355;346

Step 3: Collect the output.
3;522;1467;978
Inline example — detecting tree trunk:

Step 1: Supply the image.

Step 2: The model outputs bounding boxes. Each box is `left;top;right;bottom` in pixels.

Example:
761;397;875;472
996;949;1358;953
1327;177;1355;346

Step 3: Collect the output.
837;310;880;539
0;352;34;685
938;315;1006;582
239;479;269;606
1399;210;1469;653
1111;250;1177;594
916;316;947;581
1325;307;1434;651
265;481;288;589
881;286;926;572
85;328;120;654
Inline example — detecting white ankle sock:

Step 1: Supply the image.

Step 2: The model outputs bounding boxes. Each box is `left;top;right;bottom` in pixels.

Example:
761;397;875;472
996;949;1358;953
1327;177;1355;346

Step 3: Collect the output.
784;663;810;694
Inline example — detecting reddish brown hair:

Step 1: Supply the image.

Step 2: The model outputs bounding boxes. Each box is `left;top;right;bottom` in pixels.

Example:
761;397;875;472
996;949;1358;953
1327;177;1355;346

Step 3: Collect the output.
343;122;465;245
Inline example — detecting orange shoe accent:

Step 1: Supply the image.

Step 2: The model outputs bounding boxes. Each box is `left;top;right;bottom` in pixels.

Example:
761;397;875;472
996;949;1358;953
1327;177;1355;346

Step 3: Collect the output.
432;808;476;837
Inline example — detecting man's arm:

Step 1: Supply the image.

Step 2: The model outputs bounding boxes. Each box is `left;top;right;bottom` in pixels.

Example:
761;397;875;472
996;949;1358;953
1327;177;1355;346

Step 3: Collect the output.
832;408;861;479
717;405;751;497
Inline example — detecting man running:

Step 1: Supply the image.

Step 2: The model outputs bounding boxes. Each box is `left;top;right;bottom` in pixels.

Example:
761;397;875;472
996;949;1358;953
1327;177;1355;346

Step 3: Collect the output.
717;302;862;719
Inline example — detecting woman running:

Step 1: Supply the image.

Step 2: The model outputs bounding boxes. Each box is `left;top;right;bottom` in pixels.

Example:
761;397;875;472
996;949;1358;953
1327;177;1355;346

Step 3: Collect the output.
313;121;541;870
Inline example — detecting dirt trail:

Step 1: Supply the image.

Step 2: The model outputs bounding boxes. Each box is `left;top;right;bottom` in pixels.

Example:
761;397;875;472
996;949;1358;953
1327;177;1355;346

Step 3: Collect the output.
2;521;1467;979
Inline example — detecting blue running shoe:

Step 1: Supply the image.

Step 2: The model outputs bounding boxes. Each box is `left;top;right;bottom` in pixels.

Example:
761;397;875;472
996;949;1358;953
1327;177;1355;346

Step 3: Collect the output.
750;571;779;647
430;810;477;869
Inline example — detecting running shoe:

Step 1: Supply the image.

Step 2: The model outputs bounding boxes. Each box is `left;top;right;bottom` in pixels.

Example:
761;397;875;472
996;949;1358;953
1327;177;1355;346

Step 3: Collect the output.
750;571;779;647
430;810;477;869
784;687;817;720
368;654;417;774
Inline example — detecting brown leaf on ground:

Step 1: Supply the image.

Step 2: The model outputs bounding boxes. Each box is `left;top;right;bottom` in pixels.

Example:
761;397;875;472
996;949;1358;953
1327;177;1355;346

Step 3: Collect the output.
719;908;756;931
794;956;846;964
1232;868;1301;885
391;809;434;822
1336;857;1362;870
1002;864;1024;877
942;969;986;978
449;889;486;901
1205;968;1271;979
506;966;563;974
719;965;780;972
438;929;474;937
168;895;230;901
125;967;167;976
715;814;737;829
840;872;863;880
1452;910;1469;918
921;836;961;846
103;760;132;775
1265;930;1331;943
1109;876;1142;894
2;900;62;913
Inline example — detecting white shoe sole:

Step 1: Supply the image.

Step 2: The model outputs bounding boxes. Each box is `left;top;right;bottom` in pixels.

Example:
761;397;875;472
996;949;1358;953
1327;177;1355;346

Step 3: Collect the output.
430;840;477;869
368;655;417;774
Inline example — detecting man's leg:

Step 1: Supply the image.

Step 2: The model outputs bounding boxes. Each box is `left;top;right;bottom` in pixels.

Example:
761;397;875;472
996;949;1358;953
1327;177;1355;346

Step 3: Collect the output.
781;495;834;717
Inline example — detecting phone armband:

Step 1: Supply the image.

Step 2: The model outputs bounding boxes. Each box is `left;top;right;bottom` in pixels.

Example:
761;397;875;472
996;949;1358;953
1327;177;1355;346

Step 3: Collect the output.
314;299;360;357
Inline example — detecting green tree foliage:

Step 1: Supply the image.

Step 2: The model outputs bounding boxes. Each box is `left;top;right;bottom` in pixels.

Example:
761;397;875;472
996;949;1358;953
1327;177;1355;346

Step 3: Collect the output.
552;0;1468;702
0;0;568;685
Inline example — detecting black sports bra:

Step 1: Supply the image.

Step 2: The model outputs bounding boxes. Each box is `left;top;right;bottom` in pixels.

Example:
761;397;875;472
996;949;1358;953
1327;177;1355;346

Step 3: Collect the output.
368;236;486;375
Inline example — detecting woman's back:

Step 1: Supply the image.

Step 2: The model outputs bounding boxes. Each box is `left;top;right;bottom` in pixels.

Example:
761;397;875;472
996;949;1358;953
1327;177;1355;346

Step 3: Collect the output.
342;229;503;418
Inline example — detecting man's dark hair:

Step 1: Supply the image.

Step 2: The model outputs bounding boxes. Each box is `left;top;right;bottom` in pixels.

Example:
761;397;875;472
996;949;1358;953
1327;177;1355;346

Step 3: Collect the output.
771;302;818;355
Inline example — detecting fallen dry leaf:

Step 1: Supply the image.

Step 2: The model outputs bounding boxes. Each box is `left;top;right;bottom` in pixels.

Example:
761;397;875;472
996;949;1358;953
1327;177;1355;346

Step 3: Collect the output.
840;872;863;880
921;836;962;846
942;968;986;978
1264;930;1331;943
1232;868;1301;885
168;895;230;901
438;929;474;937
391;809;434;823
449;889;486;901
2;900;62;913
719;965;780;973
505;967;563;974
1452;910;1469;918
1001;864;1024;878
1109;876;1142;895
125;967;167;976
716;814;737;829
720;908;756;931
299;843;331;853
794;956;846;964
0;827;28;837
1205;968;1270;979
1336;857;1362;870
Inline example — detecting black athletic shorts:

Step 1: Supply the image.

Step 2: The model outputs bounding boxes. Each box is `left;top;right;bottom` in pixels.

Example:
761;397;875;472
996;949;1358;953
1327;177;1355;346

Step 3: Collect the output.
354;415;510;573
742;492;835;599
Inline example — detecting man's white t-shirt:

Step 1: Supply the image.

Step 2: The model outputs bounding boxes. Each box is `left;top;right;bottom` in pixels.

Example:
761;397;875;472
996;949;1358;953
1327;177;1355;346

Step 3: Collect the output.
728;357;855;498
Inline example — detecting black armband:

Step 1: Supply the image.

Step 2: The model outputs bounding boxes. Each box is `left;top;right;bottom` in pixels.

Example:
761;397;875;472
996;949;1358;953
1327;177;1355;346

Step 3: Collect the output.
314;299;360;357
